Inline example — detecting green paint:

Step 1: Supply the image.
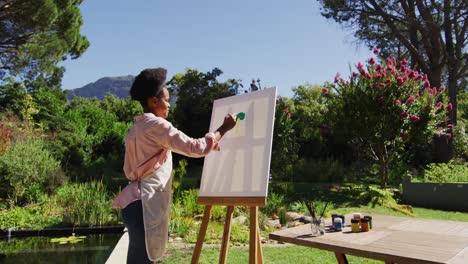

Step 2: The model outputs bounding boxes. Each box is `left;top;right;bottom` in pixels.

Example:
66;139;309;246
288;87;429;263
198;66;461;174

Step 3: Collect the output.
237;112;245;120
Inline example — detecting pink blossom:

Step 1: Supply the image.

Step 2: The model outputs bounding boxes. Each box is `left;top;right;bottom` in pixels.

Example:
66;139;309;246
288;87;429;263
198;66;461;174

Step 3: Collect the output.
386;57;393;66
408;71;416;79
368;57;376;65
415;94;420;98
373;47;379;55
334;72;341;83
438;86;446;92
397;77;404;86
401;58;408;66
375;64;383;71
422;74;428;81
448;124;454;129
446;133;452;139
373;72;382;79
372;83;379;90
379;83;386;88
401;111;408;118
357;62;364;71
324;93;330;97
424;80;430;88
432;87;438;95
405;96;415;106
287;112;291;119
446;102;453;111
400;65;407;72
409;115;420;122
436;102;443;109
365;73;372;80
322;87;329;94
394;100;402;106
385;79;392;85
376;97;385;104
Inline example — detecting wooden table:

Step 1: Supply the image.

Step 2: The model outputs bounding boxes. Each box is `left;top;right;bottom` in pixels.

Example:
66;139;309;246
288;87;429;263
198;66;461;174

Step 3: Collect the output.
269;214;468;264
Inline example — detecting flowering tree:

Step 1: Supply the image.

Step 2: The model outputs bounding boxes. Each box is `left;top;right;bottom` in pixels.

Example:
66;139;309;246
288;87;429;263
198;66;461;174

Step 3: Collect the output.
322;48;452;188
271;96;299;180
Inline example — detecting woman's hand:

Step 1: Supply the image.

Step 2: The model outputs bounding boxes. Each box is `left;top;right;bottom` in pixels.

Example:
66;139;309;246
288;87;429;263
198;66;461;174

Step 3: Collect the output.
217;113;237;136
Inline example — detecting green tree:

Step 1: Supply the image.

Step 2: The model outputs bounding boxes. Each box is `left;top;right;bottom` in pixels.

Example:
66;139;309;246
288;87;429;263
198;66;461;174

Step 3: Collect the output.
322;54;452;188
290;83;328;158
271;96;299;180
0;0;89;79
167;68;238;138
318;0;467;160
100;95;142;123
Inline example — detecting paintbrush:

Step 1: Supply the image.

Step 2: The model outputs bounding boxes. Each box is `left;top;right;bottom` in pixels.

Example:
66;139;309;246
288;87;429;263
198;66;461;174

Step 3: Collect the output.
305;201;316;221
318;201;329;221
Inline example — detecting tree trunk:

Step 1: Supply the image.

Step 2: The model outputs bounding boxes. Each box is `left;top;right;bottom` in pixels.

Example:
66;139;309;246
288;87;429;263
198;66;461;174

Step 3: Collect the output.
378;155;387;189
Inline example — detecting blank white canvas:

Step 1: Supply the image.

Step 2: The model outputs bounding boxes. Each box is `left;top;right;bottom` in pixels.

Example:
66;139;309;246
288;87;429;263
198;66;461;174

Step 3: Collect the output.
199;87;277;197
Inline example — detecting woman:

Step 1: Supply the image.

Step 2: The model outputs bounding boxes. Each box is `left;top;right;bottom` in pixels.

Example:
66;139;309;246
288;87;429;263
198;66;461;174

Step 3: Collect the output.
112;68;236;263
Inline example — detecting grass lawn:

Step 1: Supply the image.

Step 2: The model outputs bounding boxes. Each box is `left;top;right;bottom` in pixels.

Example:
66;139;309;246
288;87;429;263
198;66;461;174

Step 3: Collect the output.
160;181;468;263
160;244;382;264
160;206;468;263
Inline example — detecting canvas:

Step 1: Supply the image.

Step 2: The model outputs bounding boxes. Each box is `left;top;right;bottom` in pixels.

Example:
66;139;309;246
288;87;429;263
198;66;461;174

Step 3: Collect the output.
199;87;277;197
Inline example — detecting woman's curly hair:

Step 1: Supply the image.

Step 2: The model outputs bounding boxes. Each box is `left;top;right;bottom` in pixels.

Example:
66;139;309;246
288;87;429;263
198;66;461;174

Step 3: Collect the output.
130;68;167;108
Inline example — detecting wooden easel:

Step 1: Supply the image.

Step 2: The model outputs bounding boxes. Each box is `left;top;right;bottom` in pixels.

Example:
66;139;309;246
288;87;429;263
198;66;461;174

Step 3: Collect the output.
191;197;266;264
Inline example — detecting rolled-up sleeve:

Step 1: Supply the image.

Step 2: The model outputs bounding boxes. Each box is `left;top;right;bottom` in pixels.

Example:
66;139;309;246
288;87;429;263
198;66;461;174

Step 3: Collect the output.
149;118;218;157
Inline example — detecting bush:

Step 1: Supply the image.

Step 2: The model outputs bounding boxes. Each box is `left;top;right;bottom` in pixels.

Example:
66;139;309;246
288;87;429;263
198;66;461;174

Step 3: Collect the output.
292;158;347;182
52;181;118;226
0;205;62;230
452;120;468;161
260;192;285;216
0;139;60;205
422;161;468;183
176;189;204;217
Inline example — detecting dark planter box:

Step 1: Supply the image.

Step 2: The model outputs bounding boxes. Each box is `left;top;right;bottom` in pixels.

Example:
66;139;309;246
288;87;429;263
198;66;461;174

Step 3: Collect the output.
402;181;468;212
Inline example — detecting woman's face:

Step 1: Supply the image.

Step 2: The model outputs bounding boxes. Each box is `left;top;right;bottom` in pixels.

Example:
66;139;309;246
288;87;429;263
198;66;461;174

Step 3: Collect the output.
152;88;170;119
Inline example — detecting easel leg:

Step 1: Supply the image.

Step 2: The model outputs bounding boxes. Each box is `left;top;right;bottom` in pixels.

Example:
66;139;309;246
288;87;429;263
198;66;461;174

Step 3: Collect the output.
191;205;212;264
219;206;234;264
256;227;263;264
249;206;258;264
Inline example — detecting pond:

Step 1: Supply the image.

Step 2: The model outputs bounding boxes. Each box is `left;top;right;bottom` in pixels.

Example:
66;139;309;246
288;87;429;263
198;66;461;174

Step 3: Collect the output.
0;233;122;264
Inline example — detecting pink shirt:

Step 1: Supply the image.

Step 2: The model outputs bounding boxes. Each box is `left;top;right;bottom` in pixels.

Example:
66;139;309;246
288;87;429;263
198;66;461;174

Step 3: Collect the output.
112;113;218;209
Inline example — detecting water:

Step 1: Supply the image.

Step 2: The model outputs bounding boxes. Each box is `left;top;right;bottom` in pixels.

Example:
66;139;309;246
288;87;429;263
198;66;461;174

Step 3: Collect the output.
0;233;122;264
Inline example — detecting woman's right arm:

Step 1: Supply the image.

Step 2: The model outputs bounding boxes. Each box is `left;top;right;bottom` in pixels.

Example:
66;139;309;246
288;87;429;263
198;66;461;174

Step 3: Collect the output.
149;114;236;158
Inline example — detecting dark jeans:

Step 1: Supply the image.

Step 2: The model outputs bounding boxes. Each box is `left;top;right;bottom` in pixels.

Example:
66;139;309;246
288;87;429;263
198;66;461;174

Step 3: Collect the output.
122;200;153;264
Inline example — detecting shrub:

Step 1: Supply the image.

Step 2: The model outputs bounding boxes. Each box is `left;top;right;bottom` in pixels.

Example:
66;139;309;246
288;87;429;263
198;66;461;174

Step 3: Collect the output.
0;206;61;230
260;192;285;216
423;161;468;183
0;139;60;204
176;189;204;217
292;158;347;182
322;53;451;188
52;181;118;226
360;186;413;216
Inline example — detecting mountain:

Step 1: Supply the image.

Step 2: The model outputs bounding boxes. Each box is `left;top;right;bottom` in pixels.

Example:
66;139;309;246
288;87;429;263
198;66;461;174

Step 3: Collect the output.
66;75;135;100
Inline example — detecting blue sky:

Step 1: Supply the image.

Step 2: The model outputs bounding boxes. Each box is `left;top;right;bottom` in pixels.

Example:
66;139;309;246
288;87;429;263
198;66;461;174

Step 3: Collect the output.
61;0;374;98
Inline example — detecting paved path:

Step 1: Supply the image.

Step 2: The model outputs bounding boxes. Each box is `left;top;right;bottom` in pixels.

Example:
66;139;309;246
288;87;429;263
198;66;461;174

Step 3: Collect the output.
105;231;128;264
